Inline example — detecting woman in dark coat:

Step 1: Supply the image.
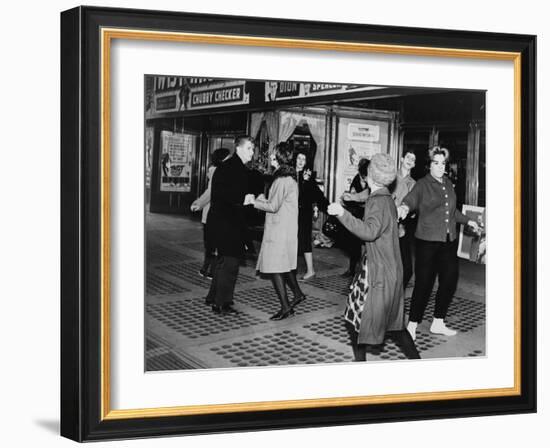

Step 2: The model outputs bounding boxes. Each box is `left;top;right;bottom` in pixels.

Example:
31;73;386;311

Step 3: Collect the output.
340;158;370;277
295;151;329;280
328;153;420;361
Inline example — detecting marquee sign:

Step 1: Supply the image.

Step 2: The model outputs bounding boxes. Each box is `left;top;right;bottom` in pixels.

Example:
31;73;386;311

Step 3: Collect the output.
265;81;382;102
151;77;250;113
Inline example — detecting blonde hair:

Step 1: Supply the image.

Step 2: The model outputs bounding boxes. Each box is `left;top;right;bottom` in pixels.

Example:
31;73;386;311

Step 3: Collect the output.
368;153;396;187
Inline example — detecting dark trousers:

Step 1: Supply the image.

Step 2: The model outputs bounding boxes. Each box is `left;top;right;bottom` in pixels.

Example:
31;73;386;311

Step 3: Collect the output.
206;255;240;307
409;237;459;323
399;232;413;289
201;224;216;274
345;322;420;360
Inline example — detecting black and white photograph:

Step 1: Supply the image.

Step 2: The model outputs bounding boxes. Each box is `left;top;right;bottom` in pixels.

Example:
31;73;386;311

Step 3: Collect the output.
144;75;487;370
1;0;544;444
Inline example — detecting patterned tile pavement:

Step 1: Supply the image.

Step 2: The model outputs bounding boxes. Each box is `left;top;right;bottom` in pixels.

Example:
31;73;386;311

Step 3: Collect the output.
145;212;486;371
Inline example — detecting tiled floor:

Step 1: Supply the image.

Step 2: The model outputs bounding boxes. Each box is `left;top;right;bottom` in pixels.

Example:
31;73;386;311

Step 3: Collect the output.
145;212;486;371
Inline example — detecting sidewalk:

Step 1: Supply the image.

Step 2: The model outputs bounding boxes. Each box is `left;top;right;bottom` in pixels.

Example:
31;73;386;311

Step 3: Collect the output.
145;212;486;371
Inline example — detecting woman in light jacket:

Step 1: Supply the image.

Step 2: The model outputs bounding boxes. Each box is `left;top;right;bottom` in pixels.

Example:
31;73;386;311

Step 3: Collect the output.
249;142;305;320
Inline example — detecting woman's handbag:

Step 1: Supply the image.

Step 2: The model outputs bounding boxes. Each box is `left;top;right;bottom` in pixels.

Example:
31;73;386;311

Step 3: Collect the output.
321;215;343;240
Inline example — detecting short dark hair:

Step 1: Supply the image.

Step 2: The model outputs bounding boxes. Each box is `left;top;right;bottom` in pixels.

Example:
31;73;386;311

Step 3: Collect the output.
234;135;254;148
293;150;309;167
274;142;294;167
402;150;416;159
358;157;370;177
273;142;296;179
211;147;230;167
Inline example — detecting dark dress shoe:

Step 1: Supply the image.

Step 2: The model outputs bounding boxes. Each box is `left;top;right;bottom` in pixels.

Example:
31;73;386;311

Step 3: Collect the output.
211;304;223;314
221;304;239;314
341;269;354;278
290;295;306;309
270;308;295;321
199;269;212;280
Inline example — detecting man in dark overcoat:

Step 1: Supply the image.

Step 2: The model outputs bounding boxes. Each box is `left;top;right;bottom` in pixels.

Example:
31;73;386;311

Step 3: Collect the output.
205;135;255;314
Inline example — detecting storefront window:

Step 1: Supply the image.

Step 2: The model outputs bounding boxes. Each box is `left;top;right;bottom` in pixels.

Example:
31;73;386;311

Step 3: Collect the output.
288;123;317;175
208;136;235;155
478;129;486;207
439;130;468;208
159;130;197;193
402;129;430;180
253;122;270;173
335;116;389;197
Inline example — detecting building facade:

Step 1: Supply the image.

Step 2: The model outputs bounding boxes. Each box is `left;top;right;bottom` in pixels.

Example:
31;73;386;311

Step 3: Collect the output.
145;76;485;214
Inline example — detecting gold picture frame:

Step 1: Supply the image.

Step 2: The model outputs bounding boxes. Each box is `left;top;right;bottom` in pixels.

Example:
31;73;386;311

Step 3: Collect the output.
61;6;536;441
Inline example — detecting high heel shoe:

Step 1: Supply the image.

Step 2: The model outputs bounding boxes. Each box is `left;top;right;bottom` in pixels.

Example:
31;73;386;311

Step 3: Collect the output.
290;295;306;309
270;308;295;321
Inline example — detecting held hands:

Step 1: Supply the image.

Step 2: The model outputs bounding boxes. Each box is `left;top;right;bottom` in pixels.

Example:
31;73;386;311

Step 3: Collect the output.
303;169;312;181
327;202;345;217
341;192;354;202
397;205;409;221
243;194;256;206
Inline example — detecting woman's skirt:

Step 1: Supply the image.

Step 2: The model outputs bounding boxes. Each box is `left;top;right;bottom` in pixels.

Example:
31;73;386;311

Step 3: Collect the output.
344;253;368;333
297;208;313;255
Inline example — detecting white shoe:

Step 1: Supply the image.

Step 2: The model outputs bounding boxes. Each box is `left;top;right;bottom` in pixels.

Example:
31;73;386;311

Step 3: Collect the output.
430;318;457;336
407;321;418;341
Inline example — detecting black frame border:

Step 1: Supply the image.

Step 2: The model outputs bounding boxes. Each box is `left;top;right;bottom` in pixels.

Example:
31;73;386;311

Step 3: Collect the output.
60;6;536;442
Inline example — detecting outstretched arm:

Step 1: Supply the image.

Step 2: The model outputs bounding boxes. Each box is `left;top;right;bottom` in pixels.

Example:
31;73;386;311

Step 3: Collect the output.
328;199;384;242
193;184;211;210
310;181;330;213
343;188;369;203
254;179;286;214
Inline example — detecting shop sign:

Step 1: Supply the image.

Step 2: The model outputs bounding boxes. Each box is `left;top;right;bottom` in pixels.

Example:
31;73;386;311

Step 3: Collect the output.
265;81;300;101
347;122;380;142
154;76;216;92
155;76;185;92
188;81;250;110
152;78;250;113
265;81;382;102
156;94;178;111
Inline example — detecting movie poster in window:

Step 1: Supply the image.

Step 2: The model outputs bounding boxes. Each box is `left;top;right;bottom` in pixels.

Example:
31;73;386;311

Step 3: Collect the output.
457;205;486;264
335;118;389;197
159;130;193;192
145;126;154;188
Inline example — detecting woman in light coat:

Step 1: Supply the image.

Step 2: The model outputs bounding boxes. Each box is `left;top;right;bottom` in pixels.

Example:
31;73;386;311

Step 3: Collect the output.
248;142;305;320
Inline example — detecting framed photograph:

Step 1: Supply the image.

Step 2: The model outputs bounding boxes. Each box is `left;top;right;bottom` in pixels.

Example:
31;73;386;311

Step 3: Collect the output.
457;205;486;263
60;6;536;442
